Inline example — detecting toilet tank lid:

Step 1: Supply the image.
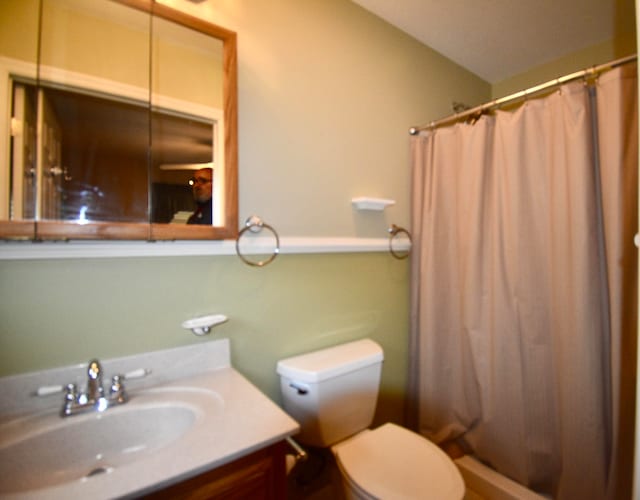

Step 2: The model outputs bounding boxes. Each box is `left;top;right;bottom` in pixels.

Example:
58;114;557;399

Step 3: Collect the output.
277;339;383;383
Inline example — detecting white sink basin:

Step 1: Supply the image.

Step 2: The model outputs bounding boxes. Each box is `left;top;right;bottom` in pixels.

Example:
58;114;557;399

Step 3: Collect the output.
0;403;196;494
0;385;226;497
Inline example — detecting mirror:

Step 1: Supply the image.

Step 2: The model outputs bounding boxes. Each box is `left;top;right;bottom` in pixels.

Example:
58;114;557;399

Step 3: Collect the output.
0;0;238;240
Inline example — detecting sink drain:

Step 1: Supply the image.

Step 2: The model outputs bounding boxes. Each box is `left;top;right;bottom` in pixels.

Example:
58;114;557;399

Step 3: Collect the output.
85;466;113;478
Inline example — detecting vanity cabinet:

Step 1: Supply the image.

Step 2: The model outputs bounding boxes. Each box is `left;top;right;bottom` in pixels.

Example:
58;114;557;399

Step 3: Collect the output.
141;441;288;500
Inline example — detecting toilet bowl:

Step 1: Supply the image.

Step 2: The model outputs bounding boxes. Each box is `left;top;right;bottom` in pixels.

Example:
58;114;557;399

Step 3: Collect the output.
277;339;465;499
333;423;464;499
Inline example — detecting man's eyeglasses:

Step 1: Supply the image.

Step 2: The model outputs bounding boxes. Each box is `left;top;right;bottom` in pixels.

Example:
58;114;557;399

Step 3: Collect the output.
189;177;212;186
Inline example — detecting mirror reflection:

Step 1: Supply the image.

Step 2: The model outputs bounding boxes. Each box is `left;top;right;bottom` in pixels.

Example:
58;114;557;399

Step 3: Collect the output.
149;14;224;227
0;0;236;240
14;82;151;223
0;0;40;235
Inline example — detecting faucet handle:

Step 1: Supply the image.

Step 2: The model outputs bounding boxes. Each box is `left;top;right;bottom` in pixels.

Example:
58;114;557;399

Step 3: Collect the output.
110;375;124;395
109;375;129;404
34;384;64;397
60;383;80;417
33;382;77;398
110;375;122;391
122;368;151;381
109;368;149;393
64;383;77;401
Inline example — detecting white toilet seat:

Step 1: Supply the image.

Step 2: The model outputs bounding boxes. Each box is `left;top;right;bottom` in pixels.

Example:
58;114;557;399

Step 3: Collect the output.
332;423;465;500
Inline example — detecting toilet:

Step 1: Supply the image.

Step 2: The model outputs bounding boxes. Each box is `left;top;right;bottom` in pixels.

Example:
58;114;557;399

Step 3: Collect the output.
277;338;465;500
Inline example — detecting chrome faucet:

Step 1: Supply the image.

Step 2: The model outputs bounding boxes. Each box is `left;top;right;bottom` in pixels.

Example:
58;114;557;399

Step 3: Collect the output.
60;359;130;417
33;359;150;417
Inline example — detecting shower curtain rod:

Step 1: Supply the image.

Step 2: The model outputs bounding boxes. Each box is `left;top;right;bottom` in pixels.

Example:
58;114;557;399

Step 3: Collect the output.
409;53;637;134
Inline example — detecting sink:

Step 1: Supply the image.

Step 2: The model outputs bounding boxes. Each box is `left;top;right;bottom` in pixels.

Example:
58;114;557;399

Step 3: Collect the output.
0;340;299;500
0;394;209;495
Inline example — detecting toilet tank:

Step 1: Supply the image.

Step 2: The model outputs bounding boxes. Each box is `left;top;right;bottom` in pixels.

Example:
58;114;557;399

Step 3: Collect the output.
276;339;384;447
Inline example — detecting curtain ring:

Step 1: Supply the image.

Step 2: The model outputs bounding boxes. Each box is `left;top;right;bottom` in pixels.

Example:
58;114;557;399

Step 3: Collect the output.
555;78;562;94
236;215;280;267
388;224;412;260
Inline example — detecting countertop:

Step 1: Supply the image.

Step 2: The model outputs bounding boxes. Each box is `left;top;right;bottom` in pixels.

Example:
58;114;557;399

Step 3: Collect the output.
0;339;299;499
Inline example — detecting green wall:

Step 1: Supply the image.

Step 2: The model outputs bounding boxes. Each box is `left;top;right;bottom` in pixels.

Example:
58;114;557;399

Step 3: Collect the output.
0;0;491;426
0;252;409;424
0;0;632;428
0;0;632;429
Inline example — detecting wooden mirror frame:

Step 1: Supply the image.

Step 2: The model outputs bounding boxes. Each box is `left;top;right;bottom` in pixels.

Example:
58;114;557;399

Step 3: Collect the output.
0;0;238;241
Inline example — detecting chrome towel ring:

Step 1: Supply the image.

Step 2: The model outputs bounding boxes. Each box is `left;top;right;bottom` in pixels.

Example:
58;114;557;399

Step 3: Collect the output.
388;224;412;260
236;215;280;267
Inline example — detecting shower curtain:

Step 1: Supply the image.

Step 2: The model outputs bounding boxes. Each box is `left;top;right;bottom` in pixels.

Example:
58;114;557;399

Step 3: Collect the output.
408;63;638;499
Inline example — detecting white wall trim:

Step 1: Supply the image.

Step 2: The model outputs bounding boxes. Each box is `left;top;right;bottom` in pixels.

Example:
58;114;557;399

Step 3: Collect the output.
0;237;410;260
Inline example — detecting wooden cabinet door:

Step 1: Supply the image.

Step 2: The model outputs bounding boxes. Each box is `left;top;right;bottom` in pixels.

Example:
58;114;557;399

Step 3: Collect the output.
141;441;287;500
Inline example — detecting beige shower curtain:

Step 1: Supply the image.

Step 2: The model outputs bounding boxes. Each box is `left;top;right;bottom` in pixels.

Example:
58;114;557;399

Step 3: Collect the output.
408;63;637;499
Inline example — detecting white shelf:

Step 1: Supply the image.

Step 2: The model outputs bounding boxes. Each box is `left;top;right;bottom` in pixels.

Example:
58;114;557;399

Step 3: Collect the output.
0;237;411;260
351;197;396;211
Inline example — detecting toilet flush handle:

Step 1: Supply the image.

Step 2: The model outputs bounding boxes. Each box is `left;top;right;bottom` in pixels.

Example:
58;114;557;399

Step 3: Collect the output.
289;382;309;395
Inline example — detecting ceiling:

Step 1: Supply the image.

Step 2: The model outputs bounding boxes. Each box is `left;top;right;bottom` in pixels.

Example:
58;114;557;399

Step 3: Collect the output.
351;0;631;83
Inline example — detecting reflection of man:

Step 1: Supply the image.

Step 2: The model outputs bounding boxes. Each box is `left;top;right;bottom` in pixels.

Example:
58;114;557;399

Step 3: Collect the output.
187;167;213;225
